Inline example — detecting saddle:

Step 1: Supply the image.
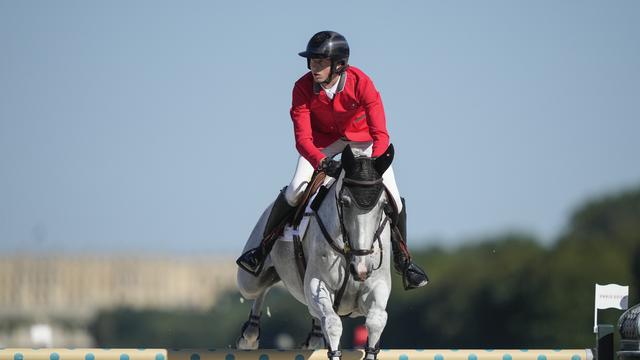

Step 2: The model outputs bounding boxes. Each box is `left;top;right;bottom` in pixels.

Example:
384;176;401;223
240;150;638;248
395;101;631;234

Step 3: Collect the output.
260;171;330;248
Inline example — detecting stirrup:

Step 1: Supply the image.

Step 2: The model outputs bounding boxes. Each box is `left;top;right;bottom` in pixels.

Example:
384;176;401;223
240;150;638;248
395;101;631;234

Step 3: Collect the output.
236;248;265;277
401;262;429;290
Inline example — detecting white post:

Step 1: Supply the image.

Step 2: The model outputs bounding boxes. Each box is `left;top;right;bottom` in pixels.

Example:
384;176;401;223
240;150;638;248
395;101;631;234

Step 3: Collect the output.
594;283;629;333
593;300;599;333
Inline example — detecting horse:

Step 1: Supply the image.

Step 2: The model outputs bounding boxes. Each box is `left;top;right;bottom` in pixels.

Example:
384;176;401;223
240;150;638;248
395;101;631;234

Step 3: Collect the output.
236;144;395;360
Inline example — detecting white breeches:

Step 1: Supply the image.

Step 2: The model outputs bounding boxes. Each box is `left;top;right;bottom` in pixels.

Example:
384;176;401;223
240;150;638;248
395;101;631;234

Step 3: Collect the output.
284;139;403;213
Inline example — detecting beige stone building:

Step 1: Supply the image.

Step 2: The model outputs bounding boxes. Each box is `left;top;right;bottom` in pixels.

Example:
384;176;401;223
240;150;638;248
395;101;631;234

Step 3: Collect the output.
0;254;238;347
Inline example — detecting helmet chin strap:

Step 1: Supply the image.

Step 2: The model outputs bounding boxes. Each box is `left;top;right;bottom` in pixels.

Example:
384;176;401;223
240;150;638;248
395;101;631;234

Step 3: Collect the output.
322;74;336;86
322;60;341;86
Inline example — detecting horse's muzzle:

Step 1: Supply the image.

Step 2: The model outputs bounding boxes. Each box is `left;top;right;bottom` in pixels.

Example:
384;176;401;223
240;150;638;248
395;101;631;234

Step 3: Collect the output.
349;260;371;282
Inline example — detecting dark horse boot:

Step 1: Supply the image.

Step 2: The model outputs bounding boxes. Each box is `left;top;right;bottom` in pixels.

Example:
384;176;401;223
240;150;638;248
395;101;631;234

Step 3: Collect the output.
390;198;429;290
236;188;296;276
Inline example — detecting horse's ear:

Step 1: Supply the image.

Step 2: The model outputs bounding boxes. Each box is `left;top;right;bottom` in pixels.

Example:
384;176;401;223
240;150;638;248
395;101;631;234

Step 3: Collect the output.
374;143;394;175
341;144;356;173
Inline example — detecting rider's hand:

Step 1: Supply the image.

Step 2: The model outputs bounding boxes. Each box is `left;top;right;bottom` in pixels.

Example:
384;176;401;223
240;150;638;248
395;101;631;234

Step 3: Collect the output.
319;158;342;178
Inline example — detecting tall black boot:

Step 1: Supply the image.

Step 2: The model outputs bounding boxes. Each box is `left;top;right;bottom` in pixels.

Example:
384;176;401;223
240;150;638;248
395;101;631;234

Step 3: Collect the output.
391;198;429;290
237;188;296;276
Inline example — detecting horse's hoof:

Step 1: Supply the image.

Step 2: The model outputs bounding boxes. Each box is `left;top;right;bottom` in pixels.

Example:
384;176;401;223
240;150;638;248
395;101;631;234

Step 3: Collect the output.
236;335;259;350
364;351;378;360
365;343;380;360
327;350;342;360
236;317;261;350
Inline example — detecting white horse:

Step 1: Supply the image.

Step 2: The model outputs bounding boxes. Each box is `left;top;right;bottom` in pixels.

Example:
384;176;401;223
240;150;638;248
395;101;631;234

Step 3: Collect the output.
236;144;395;360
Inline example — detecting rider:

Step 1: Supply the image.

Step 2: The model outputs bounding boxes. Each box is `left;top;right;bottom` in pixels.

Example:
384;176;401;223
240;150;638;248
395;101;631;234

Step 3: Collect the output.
237;31;428;290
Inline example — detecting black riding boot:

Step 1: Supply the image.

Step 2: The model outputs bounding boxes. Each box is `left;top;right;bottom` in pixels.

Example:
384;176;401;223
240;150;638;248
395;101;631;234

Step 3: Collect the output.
236;188;296;276
391;198;429;290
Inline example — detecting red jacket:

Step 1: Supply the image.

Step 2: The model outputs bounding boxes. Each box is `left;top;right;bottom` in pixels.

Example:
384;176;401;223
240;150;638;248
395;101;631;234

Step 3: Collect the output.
290;66;390;169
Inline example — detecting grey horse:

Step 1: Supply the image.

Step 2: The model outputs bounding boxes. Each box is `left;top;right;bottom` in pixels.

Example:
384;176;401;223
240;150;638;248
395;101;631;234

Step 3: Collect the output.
236;144;395;360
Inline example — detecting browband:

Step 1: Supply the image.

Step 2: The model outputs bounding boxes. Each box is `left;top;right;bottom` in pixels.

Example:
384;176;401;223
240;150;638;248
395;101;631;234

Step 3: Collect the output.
342;178;383;186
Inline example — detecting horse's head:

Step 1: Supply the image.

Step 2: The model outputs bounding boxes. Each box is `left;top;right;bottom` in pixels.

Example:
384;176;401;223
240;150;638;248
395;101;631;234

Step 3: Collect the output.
338;144;394;282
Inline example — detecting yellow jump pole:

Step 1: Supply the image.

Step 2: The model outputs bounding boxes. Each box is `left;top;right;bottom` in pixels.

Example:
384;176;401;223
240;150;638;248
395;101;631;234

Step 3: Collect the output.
0;349;593;360
0;349;167;360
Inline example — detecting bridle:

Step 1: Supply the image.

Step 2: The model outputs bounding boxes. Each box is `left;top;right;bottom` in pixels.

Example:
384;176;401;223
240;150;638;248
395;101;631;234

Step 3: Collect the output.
311;173;391;312
338;177;388;259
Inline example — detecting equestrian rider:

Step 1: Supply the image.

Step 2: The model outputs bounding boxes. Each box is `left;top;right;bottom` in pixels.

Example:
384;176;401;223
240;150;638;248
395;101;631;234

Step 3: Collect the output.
237;31;428;290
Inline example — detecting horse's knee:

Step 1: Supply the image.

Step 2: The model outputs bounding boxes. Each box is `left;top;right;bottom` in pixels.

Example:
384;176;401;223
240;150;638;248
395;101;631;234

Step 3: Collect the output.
322;314;342;340
365;309;388;335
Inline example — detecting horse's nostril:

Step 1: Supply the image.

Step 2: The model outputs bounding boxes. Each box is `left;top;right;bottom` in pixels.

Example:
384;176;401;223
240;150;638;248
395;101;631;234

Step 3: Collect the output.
349;261;369;281
349;263;357;276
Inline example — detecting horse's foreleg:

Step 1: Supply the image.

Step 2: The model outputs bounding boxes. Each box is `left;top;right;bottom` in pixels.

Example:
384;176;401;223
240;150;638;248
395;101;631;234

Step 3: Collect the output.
306;278;343;360
363;286;389;360
364;306;387;360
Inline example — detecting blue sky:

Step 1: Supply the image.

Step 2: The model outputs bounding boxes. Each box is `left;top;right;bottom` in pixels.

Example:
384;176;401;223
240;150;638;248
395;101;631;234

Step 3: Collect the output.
1;1;639;255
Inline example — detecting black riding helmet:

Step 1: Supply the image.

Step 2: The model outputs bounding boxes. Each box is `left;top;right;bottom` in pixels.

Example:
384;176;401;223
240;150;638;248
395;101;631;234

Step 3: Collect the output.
298;31;350;81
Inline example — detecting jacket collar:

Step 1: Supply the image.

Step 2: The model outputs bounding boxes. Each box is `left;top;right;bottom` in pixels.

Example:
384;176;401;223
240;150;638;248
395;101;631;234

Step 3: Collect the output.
313;72;347;94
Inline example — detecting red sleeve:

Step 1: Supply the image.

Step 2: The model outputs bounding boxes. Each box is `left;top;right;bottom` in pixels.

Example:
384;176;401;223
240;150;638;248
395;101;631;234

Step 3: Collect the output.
359;75;390;157
290;82;325;169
